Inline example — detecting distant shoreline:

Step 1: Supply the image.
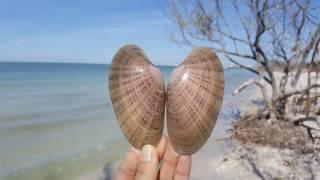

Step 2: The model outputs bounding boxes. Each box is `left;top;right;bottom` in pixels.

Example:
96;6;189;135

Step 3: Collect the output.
0;61;245;70
0;61;178;68
0;61;110;66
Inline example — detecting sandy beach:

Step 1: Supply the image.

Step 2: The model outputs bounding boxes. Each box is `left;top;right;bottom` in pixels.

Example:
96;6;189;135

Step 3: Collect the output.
2;62;318;180
1;0;320;179
78;76;257;179
80;71;320;180
215;72;320;180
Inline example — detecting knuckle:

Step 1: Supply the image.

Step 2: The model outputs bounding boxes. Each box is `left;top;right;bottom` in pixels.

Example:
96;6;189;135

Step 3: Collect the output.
163;157;178;167
118;166;136;177
175;169;190;178
136;165;148;176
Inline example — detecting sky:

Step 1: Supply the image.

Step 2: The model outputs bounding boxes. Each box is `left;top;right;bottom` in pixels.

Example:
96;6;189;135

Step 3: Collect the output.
0;1;319;66
0;0;192;65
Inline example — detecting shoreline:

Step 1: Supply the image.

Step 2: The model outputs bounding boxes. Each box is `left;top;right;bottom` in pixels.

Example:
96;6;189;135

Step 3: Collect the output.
85;71;320;179
79;88;258;179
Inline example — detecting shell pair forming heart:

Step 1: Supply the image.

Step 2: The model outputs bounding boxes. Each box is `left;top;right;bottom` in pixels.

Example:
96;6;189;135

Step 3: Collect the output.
108;44;224;155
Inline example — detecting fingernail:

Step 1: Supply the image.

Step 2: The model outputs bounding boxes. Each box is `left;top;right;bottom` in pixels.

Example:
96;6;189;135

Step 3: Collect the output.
141;145;154;162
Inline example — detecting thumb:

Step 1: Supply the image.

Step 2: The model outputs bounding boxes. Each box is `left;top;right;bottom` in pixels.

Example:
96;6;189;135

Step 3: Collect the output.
135;144;159;180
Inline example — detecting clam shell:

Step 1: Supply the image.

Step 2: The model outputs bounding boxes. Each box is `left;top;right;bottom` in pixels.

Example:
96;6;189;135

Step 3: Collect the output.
109;44;165;150
167;48;224;155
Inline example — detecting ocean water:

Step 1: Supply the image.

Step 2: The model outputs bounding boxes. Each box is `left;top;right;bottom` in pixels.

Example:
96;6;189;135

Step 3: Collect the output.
0;62;255;179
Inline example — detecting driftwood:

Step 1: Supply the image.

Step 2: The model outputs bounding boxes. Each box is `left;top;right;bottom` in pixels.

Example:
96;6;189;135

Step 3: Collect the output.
233;79;263;96
293;117;317;125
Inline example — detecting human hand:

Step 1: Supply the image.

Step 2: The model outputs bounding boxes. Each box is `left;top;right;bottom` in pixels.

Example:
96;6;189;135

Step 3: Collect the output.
115;135;192;180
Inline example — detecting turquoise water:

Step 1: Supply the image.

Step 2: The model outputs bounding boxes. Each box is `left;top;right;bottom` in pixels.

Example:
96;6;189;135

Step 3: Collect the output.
0;62;254;179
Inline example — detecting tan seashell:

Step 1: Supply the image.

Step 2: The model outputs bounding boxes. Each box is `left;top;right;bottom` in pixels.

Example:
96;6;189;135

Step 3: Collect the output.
109;44;165;150
167;48;224;155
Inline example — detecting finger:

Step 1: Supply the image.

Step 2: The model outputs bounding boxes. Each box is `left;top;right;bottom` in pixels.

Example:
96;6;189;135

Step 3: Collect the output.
159;142;179;180
174;155;192;180
135;145;159;180
115;147;140;180
156;135;168;160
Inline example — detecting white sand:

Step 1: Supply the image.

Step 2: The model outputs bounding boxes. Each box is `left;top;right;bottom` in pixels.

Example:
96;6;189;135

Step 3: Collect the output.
215;72;320;180
216;144;320;180
81;72;320;180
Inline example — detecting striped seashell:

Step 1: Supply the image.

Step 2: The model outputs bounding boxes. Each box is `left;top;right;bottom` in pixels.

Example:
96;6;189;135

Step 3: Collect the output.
108;44;165;150
167;47;224;155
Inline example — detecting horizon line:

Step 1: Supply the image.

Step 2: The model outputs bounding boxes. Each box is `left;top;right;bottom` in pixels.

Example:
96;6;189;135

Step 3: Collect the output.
0;61;178;67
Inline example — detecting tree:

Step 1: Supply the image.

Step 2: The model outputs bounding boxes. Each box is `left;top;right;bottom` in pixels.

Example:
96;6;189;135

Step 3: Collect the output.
168;0;320;121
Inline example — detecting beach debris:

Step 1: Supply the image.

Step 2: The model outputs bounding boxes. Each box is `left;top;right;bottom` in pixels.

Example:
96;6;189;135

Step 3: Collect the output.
108;45;224;154
108;44;165;150
167;47;224;154
216;144;320;180
302;120;320;131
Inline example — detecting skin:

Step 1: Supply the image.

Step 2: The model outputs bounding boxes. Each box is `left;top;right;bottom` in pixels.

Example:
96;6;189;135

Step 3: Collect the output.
115;136;192;180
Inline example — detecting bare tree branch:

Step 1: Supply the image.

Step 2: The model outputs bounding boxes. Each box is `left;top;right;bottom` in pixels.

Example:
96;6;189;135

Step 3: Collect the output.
168;0;320;120
279;84;320;100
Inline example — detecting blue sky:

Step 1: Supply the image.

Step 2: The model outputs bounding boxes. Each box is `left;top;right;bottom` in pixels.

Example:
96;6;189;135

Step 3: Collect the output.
0;0;192;65
0;1;319;66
